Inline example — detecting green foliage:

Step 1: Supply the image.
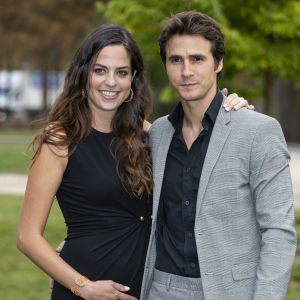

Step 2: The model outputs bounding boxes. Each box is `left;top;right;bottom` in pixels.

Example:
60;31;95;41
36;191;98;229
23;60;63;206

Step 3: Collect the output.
97;0;229;62
223;0;300;83
159;86;178;104
96;0;300;106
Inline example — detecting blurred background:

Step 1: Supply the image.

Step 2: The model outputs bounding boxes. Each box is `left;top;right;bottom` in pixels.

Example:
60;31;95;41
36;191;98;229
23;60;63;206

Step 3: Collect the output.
0;0;299;299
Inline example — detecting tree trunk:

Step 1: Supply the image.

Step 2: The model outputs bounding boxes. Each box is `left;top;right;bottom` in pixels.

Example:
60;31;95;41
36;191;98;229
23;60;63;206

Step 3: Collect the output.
262;73;300;142
272;79;300;143
41;68;48;115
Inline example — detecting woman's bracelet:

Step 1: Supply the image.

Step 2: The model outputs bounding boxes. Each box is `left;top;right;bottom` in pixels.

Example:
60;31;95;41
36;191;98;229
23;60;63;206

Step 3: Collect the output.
70;275;89;297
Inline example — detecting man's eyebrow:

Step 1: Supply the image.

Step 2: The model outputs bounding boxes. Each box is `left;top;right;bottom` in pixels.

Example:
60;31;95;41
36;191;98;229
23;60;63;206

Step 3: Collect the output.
190;53;206;58
167;53;207;60
167;54;181;60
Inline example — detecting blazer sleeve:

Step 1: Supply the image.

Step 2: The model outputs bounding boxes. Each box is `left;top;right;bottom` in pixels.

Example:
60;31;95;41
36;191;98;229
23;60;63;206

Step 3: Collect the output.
249;116;297;300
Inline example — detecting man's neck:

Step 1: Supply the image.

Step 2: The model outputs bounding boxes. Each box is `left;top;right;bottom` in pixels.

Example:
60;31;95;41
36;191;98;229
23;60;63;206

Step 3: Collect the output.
181;90;217;149
182;90;217;128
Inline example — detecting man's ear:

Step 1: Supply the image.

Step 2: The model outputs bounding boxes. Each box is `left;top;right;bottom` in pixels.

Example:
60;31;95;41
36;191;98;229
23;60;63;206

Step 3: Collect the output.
215;59;223;74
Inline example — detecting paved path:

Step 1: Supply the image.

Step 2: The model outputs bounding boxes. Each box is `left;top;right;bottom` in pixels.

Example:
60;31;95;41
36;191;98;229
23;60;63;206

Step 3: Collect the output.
1;144;299;208
0;173;27;195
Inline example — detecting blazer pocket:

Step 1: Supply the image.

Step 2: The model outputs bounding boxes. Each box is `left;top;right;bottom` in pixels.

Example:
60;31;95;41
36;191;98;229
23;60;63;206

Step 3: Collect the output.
232;262;257;281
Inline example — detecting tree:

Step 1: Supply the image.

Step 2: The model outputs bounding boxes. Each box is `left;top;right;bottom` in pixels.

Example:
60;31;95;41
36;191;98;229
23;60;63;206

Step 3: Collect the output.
96;0;300;116
0;0;101;113
223;0;300;114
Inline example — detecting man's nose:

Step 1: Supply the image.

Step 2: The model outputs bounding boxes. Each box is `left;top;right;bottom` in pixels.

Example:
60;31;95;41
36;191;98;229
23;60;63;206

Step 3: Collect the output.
182;61;193;77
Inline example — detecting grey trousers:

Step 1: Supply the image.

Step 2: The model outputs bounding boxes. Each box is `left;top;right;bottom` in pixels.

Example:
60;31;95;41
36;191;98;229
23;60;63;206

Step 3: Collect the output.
147;269;205;300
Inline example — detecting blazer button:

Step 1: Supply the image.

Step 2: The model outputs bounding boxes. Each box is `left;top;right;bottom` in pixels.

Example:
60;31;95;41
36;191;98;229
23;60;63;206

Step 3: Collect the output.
139;216;145;221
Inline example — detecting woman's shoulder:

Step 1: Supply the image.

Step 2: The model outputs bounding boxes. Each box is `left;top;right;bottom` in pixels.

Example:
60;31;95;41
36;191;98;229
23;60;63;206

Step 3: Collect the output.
40;122;69;157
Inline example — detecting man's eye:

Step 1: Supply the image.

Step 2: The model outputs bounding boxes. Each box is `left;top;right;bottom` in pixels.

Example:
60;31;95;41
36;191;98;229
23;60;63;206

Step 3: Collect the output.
192;56;203;62
170;57;182;64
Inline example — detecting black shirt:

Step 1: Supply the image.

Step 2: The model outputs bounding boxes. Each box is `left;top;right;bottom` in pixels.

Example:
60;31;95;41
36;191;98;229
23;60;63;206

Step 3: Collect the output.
155;90;223;277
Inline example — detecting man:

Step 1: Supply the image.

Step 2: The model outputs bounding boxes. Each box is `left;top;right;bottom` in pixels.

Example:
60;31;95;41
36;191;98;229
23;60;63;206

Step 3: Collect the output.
140;11;296;300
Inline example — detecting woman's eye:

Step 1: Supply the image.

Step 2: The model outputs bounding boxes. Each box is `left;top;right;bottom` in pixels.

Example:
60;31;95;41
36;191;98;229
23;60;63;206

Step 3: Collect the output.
117;70;129;77
94;68;105;75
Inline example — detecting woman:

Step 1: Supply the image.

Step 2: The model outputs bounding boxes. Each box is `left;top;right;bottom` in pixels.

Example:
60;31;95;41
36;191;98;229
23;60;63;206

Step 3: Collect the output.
17;24;251;300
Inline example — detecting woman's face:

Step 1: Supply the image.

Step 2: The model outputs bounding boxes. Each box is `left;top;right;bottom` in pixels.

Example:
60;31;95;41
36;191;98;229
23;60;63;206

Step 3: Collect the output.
87;44;133;119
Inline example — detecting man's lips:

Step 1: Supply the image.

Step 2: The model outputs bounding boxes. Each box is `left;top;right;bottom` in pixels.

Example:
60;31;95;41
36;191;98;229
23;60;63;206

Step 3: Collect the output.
179;82;198;87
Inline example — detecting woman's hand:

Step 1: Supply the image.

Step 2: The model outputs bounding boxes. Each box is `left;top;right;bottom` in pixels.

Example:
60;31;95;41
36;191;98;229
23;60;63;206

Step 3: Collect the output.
48;243;136;299
80;280;137;300
221;88;255;111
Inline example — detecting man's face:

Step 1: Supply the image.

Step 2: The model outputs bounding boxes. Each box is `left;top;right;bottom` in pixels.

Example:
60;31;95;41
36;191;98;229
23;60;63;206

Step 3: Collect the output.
165;34;223;103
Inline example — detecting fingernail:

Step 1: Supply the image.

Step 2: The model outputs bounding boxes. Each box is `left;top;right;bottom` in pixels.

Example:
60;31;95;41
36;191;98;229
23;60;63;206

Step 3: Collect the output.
124;286;130;291
225;106;230;111
234;105;238;110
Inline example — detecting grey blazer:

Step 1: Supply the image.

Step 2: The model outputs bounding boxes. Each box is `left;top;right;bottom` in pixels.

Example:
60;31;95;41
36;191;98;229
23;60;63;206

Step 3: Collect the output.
140;104;297;300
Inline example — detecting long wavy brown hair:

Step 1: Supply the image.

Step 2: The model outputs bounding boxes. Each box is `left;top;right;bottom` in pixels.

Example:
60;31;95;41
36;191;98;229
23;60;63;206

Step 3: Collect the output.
31;24;153;198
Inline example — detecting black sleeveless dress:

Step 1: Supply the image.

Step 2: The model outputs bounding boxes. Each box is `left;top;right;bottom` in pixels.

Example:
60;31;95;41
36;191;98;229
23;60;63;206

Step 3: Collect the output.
51;129;152;299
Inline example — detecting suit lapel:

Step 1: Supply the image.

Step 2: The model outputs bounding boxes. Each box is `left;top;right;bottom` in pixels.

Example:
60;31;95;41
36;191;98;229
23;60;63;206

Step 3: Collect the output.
195;106;232;216
152;122;174;221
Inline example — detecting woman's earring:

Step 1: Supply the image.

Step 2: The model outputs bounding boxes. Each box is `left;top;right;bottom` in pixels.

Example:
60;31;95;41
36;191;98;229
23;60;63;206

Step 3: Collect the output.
82;89;87;99
124;88;134;103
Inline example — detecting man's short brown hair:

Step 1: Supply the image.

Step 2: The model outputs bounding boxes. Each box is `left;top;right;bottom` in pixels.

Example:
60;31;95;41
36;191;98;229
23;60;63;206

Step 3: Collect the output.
158;11;225;80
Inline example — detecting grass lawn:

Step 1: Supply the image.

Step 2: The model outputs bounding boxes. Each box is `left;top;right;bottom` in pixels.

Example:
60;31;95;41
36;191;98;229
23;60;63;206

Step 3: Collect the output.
0;193;299;299
0;129;35;173
0;144;32;173
0;194;65;300
0;129;37;136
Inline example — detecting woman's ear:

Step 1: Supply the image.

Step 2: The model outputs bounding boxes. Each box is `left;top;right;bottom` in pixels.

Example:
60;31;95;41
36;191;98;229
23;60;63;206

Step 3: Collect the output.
132;70;137;82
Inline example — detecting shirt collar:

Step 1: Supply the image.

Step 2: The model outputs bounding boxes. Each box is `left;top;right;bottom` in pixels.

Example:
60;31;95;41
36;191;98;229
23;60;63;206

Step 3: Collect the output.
206;89;223;124
168;89;223;133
